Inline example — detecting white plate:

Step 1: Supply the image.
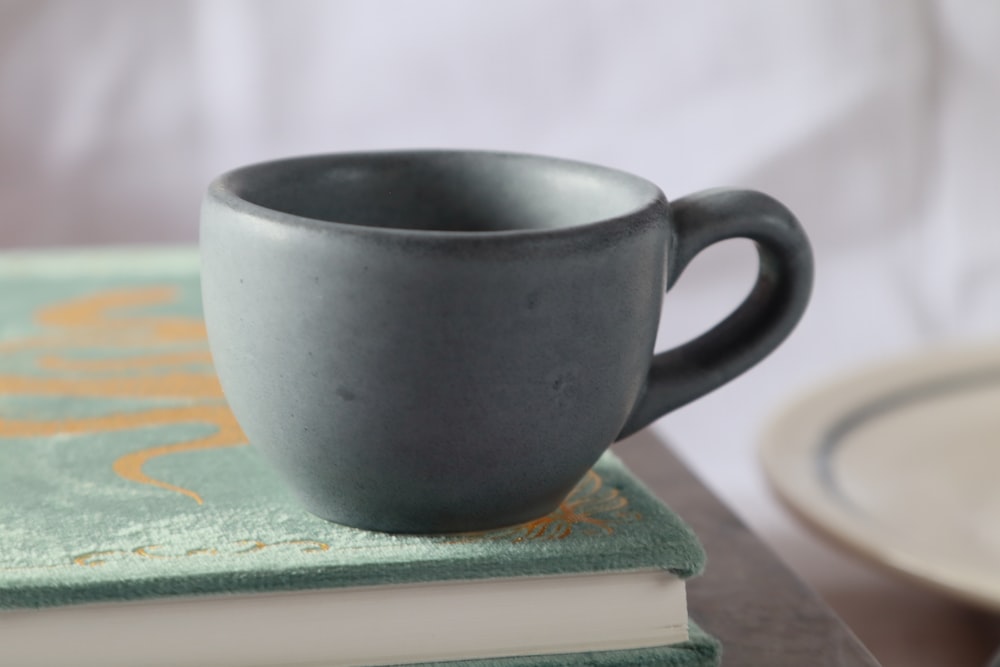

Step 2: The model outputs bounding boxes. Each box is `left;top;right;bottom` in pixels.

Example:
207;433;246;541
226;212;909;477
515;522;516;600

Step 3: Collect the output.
760;342;1000;612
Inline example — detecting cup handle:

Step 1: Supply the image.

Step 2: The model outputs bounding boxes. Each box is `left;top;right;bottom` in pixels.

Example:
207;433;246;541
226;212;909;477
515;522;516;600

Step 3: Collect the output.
617;188;814;439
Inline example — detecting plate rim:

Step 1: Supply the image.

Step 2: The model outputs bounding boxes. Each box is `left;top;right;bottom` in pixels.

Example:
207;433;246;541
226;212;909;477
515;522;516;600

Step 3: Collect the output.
760;341;1000;612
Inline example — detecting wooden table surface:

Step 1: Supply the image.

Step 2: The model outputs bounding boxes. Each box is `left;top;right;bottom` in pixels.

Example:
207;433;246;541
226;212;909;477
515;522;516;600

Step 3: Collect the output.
614;431;882;667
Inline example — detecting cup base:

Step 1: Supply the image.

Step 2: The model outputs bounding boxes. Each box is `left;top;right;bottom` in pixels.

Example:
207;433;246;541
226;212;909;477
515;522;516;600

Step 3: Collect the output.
295;493;570;536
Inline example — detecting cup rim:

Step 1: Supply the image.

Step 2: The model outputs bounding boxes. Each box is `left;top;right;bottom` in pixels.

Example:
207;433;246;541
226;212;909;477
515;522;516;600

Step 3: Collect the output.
205;149;668;241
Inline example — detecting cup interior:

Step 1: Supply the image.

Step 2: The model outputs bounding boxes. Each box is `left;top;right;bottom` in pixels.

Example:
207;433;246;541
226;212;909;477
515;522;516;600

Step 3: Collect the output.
217;151;661;233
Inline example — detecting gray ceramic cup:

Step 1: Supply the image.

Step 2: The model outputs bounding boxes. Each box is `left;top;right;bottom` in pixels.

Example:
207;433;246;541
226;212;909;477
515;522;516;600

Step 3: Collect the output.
201;150;812;533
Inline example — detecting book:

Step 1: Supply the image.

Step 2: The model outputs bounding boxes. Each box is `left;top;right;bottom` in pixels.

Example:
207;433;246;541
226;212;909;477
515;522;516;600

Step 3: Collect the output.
0;248;720;667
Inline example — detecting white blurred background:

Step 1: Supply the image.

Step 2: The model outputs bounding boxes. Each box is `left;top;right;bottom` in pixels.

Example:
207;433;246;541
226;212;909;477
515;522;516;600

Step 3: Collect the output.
2;2;999;665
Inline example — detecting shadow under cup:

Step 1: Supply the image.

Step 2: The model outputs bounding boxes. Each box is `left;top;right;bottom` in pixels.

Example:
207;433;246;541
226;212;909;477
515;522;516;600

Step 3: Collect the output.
201;150;812;533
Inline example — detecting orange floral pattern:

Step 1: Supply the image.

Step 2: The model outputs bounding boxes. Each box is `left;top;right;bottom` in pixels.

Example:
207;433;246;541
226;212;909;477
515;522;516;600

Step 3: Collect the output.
0;286;246;504
456;470;640;542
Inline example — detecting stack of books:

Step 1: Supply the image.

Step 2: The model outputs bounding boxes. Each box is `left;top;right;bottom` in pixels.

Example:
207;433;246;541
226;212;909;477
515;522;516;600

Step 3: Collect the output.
0;249;720;667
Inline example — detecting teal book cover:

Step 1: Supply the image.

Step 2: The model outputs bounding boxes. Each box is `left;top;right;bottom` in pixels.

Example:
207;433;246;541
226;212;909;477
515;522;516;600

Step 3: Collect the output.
0;249;719;666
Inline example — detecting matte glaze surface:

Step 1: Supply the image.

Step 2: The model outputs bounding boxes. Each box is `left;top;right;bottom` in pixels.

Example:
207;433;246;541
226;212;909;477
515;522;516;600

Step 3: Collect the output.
201;151;812;533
